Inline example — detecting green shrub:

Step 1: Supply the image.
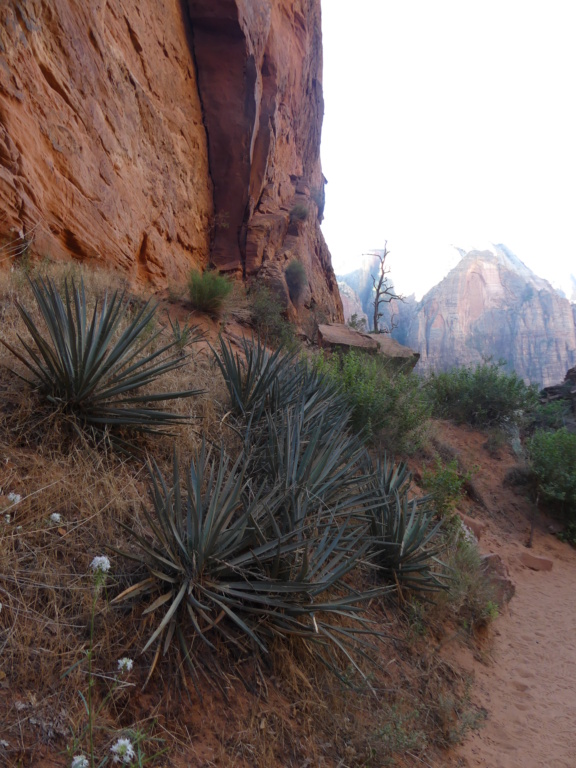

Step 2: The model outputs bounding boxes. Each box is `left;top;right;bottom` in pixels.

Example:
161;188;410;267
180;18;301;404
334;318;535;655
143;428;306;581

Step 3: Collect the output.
347;313;367;332
0;276;201;449
314;349;430;451
421;456;473;518
532;400;571;431
248;284;296;348
188;269;233;315
426;359;539;427
289;202;309;222
434;536;500;632
284;260;307;303
528;428;576;517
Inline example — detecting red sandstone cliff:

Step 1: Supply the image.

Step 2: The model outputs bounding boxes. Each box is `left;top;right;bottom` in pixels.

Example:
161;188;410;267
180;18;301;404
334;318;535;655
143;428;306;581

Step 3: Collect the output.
0;0;342;321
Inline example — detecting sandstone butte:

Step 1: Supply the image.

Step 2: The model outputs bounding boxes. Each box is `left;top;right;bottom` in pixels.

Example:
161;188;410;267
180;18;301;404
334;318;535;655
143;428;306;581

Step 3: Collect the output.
402;246;576;387
0;0;343;325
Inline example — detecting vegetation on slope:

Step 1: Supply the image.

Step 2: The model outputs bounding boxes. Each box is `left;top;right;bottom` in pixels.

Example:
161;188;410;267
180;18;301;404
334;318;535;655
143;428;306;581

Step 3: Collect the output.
0;262;502;768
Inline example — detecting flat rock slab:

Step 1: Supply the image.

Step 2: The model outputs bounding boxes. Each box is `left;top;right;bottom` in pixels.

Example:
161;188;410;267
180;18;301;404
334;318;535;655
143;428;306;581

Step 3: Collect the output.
317;324;379;351
520;551;554;571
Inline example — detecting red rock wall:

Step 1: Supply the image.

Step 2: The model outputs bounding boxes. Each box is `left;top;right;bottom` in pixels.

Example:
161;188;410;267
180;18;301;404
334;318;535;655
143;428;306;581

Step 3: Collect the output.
0;0;213;283
0;0;342;321
186;0;342;321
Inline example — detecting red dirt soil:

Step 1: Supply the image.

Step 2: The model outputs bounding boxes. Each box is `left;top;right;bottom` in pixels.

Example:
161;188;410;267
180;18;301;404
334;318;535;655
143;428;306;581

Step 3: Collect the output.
430;422;576;768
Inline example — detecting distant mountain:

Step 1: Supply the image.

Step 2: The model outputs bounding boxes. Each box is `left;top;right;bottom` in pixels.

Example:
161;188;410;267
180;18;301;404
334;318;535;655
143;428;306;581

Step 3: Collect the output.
397;245;576;387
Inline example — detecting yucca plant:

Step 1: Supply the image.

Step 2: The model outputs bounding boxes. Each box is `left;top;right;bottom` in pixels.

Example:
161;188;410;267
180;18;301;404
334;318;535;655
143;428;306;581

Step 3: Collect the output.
1;276;202;446
215;335;350;436
214;335;298;418
164;312;205;352
362;455;446;593
250;401;370;534
112;444;388;688
369;492;446;593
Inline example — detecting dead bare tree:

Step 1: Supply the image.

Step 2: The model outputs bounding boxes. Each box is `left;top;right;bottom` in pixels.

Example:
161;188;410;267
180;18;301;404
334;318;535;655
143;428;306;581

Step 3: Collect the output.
366;243;404;333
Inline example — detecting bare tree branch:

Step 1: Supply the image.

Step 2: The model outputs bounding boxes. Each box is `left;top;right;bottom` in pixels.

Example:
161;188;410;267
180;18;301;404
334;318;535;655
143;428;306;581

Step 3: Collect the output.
364;242;404;333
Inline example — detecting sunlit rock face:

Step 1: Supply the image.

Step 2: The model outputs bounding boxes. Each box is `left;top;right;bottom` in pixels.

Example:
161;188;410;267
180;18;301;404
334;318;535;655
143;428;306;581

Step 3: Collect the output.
0;0;342;320
402;246;576;387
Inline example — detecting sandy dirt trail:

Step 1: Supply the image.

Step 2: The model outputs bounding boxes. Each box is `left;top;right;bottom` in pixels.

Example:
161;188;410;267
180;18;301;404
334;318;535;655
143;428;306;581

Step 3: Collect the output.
457;533;576;767
435;423;576;768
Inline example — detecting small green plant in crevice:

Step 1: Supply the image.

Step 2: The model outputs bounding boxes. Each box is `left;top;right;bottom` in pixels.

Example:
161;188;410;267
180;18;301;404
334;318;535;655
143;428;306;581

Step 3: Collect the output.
188;268;233;315
434;535;500;633
284;260;307;304
0;276;201;450
528;427;576;518
421;456;473;519
289;201;309;222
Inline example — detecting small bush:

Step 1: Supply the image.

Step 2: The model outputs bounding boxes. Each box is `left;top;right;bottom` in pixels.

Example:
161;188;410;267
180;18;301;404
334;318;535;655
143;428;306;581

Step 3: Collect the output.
421;456;473;518
248;284;296;348
284;260;307;303
528;427;576;517
289;202;309;222
426;359;539;427
188;269;233;315
314;349;430;451
347;313;367;332
434;536;499;632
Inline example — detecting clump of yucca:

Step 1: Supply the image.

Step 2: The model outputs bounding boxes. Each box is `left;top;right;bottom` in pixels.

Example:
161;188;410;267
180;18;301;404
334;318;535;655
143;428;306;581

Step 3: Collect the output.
1;276;202;449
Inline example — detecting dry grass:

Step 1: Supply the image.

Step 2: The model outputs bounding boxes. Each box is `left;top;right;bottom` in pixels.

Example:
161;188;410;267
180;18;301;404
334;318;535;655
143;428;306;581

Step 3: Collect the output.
0;261;490;767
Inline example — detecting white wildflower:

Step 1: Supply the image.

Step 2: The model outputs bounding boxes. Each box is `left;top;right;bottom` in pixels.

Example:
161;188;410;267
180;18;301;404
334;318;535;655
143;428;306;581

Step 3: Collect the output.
7;492;22;504
117;657;134;674
4;514;10;524
50;512;62;524
110;737;135;764
90;555;111;573
71;756;89;768
0;738;9;747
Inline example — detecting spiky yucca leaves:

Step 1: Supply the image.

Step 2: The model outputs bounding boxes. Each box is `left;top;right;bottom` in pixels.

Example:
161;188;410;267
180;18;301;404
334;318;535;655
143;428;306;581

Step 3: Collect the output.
1;276;202;445
249;399;371;534
164;313;206;352
364;457;446;593
215;336;352;451
214;335;298;418
113;445;388;688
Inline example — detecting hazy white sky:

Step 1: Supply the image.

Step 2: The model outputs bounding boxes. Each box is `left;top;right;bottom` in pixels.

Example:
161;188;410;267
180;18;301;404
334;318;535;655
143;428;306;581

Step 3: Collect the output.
320;0;576;299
